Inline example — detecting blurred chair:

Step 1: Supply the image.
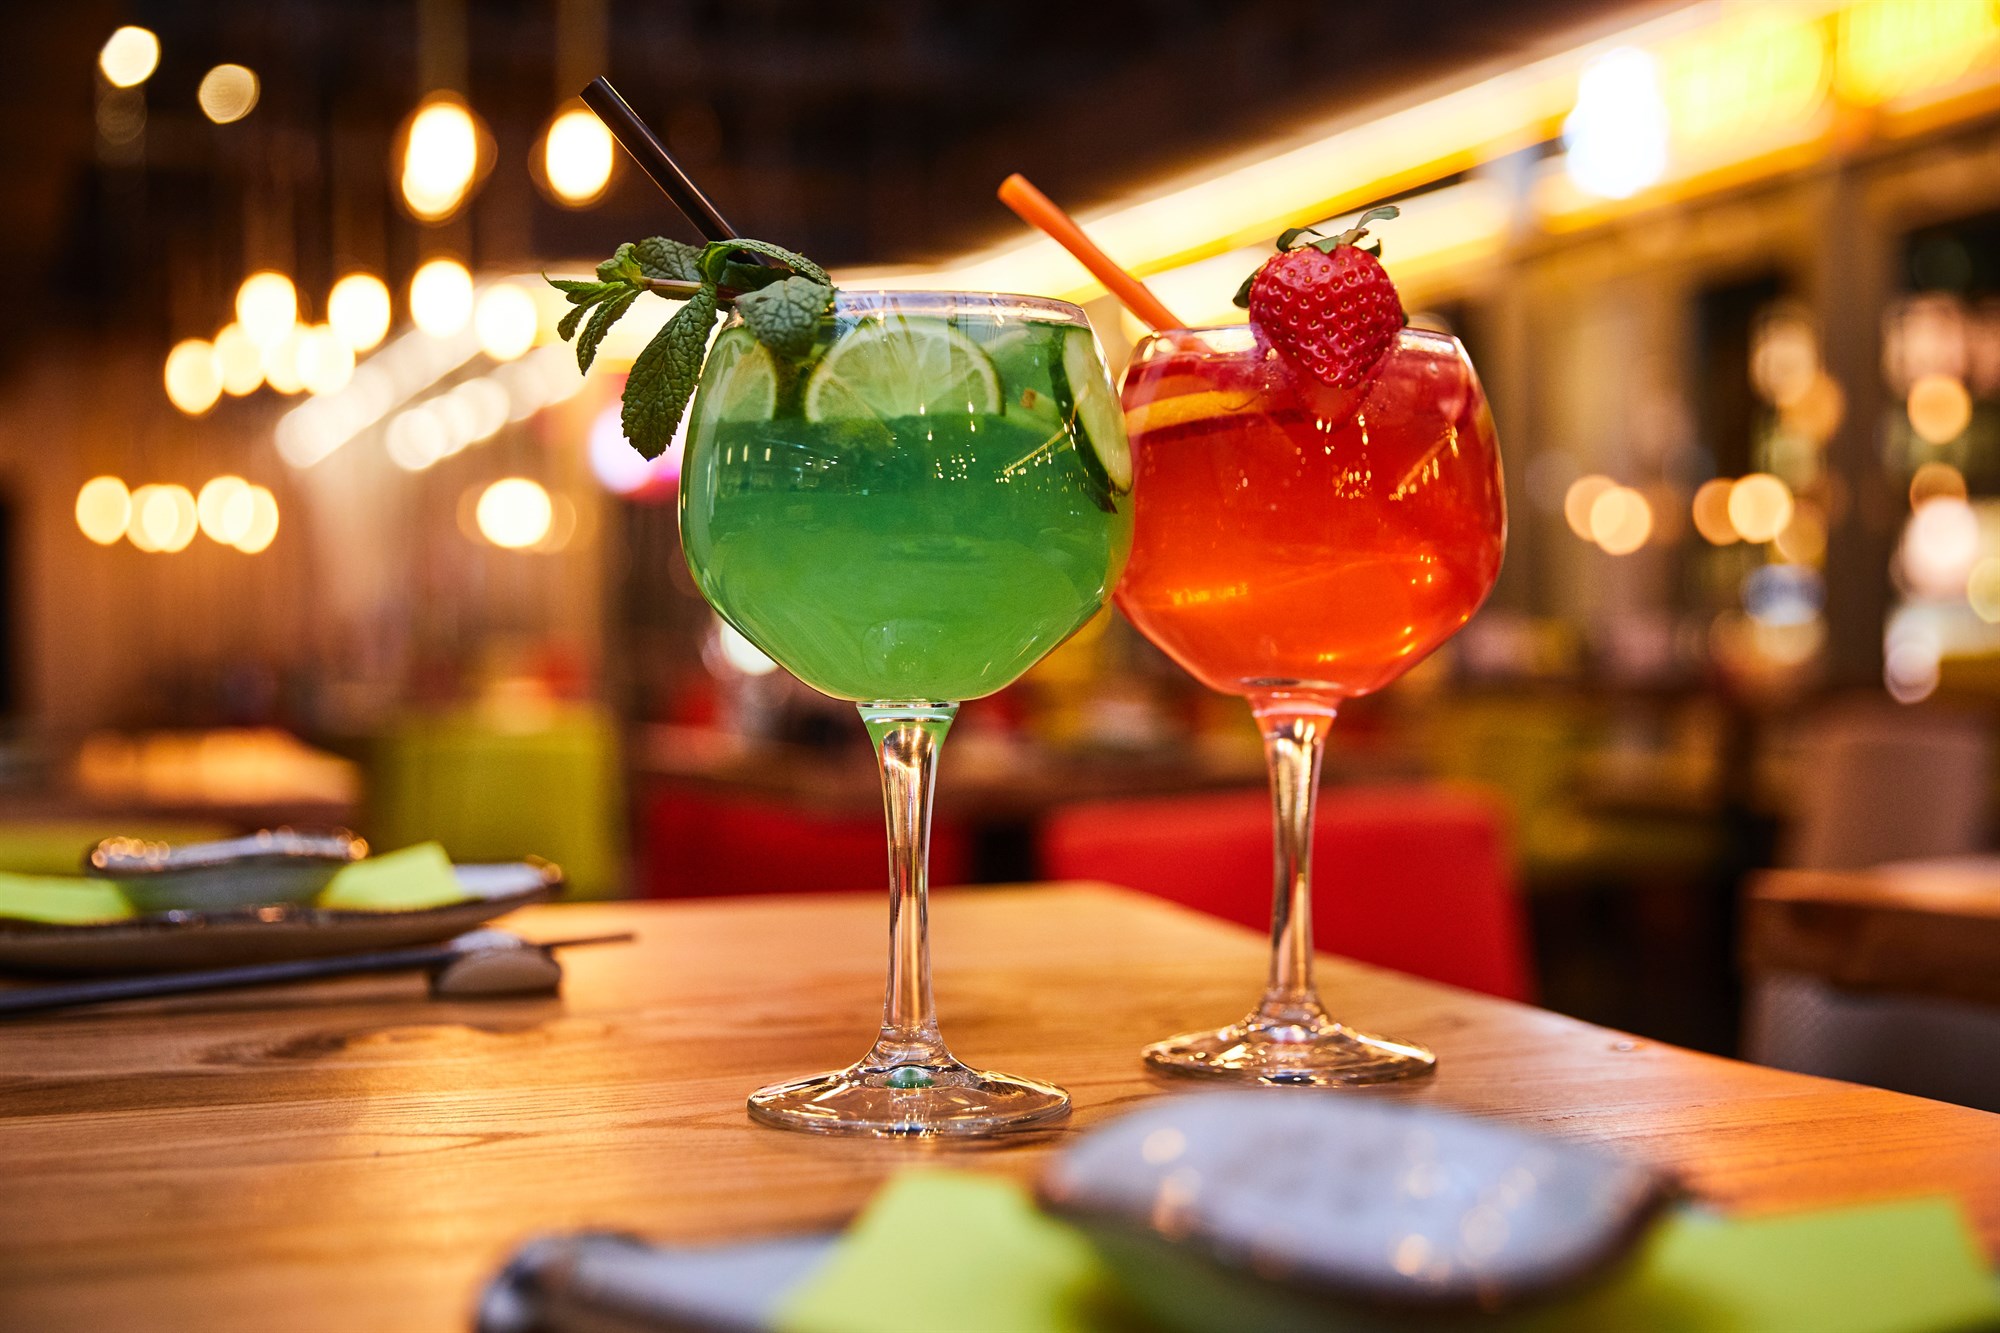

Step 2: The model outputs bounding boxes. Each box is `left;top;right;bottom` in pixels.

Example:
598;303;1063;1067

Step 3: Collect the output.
1038;783;1532;1000
1784;702;1992;870
637;784;971;898
366;704;624;898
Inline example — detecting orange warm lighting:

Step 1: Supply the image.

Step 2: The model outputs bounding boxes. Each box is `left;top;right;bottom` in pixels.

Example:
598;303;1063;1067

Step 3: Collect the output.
1728;474;1795;544
163;339;222;416
127;484;197;553
1908;373;1974;445
1563;474;1616;541
1692;478;1740;545
540;106;615;207
1588;485;1654;555
400;95;489;223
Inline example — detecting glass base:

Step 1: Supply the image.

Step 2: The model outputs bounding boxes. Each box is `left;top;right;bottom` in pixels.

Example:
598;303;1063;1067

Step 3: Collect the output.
747;1059;1071;1138
1143;1013;1436;1086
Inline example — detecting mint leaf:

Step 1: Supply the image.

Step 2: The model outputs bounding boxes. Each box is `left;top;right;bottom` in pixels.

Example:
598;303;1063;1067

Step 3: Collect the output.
634;237;705;283
557;300;593;341
549;278;620;304
622;286;718;458
699;239;829;288
736;277;834;361
576;288;639;373
597;243;645;285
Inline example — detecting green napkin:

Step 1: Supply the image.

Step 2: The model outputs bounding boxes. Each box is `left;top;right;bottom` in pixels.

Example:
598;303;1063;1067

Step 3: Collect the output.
774;1172;1145;1333
316;842;466;912
0;873;134;925
774;1171;2000;1333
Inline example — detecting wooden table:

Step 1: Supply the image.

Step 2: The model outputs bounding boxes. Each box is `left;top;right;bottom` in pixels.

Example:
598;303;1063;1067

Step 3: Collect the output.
1747;863;2000;1008
5;885;1999;1332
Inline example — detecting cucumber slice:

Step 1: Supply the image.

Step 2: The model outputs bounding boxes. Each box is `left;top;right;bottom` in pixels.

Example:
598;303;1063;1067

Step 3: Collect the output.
1061;328;1132;493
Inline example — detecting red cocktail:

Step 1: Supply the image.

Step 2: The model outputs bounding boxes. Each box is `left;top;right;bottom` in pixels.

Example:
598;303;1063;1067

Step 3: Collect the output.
1116;322;1505;1083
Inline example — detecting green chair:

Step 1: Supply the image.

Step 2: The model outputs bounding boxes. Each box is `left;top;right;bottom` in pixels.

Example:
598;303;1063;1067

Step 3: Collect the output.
365;705;624;899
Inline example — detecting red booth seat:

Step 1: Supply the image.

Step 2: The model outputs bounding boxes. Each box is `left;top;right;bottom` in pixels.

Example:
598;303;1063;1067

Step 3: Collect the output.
1039;784;1532;1001
638;784;972;899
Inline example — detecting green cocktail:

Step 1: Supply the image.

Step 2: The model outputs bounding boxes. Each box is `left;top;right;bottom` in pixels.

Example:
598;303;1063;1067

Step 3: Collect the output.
678;290;1131;1137
681;295;1131;701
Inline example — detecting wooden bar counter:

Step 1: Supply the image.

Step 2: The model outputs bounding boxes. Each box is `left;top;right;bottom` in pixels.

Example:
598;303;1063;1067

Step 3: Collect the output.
4;885;1999;1331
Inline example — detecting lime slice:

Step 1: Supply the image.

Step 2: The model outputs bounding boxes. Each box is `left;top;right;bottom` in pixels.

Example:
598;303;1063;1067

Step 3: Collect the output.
802;317;1002;422
692;326;779;429
1061;328;1132;493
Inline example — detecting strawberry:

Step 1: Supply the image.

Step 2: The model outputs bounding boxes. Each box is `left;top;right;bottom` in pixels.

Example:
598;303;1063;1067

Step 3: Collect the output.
1236;206;1404;389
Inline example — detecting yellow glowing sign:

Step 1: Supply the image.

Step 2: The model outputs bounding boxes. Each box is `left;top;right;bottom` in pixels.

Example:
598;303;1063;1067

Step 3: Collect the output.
1836;0;2000;106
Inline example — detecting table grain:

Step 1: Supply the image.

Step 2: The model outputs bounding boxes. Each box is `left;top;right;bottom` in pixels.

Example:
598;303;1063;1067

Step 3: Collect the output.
4;884;1998;1332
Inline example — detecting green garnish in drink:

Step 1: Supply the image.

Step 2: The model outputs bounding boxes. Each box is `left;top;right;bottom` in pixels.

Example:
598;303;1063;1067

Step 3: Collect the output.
683;309;1131;700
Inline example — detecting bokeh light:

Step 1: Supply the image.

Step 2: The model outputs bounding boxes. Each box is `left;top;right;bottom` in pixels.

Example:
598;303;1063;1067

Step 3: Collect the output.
475;283;539;362
295;324;355;396
261;325;307;394
1562;48;1668;200
235;272;298;350
401;97;484;222
476;478;554;549
98;27;159;88
1750;310;1818;407
234;486;280;553
1907;372;1973;445
213;323;264;395
1588;485;1654;555
1968;557;2000;623
1774;501;1828;566
1901;496;1982;598
717;620;778;676
410;259;474;337
1909;460;1968;508
1691;478;1739;544
163;339;222;416
1727;473;1794;544
542;106;615;206
127;484;197;554
75;477;131;546
196;476;252;546
1563;474;1616;540
327;273;392;352
197;64;259;124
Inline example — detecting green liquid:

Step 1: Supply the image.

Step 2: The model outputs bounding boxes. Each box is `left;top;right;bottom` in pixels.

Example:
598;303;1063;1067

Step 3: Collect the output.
681;320;1132;702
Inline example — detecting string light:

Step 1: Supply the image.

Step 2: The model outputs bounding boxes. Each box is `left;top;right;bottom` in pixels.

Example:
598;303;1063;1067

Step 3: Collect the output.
1588;485;1654;555
98;27;159;88
1563;474;1615;540
541;106;615;206
400;96;487;222
1727;474;1794;543
235;272;298;350
163;339;223;416
197;64;259;123
295;325;355;396
213;323;264;395
474;282;539;361
127;485;198;554
327;273;392;352
410;259;474;337
476;478;554;549
197;476;252;545
262;325;308;394
234;486;280;553
75;477;131;545
1692;478;1739;544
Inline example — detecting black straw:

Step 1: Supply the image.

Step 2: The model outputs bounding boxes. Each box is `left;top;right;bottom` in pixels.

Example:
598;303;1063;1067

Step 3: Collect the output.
581;77;739;243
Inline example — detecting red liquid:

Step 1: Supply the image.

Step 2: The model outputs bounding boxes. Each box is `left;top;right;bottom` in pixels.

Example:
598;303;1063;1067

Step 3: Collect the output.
1115;327;1505;705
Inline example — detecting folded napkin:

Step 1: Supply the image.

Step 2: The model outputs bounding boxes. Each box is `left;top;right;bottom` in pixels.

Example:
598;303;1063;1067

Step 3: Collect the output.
316;841;465;911
773;1171;2000;1333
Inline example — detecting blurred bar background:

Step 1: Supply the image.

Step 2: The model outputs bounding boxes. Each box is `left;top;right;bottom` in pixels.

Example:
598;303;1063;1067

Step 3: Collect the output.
5;0;2000;1073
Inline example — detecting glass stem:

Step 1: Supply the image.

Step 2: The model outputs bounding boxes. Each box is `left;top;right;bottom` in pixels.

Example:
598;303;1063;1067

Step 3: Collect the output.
858;702;958;1069
1250;699;1338;1031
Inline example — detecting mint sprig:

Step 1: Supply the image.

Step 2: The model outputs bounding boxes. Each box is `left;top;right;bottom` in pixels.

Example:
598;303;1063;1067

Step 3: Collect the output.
548;237;835;458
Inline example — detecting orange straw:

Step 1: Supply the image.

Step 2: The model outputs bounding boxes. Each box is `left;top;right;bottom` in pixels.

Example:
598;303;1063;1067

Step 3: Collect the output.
998;173;1184;332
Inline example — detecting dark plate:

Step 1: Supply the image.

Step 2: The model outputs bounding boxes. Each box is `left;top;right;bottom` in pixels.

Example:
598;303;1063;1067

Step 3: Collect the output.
0;861;561;976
